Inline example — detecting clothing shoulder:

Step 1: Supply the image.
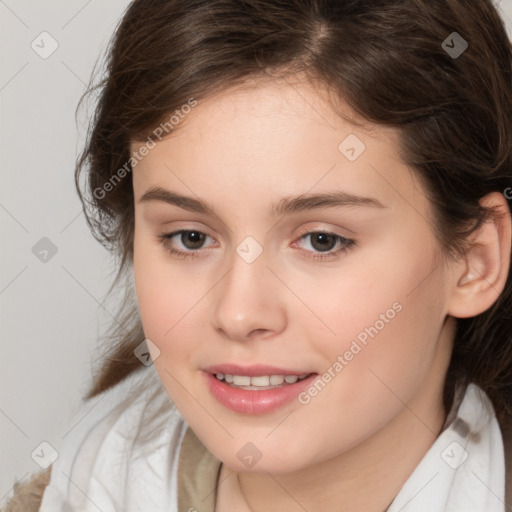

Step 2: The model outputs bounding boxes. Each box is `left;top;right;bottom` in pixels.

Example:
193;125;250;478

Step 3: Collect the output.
5;367;186;512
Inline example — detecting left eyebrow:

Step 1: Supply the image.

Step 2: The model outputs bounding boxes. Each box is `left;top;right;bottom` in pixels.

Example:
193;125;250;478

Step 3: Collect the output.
138;186;387;217
272;190;387;216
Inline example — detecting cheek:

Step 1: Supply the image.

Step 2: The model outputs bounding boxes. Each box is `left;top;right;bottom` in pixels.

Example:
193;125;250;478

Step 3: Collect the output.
133;228;195;335
304;234;445;395
132;229;216;404
282;245;446;464
133;230;184;355
133;240;202;410
133;234;167;334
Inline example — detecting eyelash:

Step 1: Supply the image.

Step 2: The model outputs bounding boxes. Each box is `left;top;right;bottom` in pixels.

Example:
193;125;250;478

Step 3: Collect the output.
156;229;357;261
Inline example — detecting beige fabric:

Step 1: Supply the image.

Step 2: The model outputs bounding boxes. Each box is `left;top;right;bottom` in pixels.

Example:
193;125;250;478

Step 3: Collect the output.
177;426;222;512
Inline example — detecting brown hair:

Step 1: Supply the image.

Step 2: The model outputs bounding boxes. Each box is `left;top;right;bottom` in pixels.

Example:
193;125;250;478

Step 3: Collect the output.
76;0;512;431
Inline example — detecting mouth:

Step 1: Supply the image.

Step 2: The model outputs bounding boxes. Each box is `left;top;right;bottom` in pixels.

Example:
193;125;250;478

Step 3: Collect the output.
203;364;318;414
213;372;312;390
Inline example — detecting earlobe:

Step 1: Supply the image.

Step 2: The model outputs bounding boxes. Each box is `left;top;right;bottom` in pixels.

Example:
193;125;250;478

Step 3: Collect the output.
448;192;512;319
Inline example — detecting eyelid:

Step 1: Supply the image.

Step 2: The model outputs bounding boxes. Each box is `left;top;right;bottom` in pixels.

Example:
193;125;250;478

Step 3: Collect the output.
294;223;353;240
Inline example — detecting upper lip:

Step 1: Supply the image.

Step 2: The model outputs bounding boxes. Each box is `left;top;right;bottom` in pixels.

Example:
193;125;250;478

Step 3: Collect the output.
203;364;315;377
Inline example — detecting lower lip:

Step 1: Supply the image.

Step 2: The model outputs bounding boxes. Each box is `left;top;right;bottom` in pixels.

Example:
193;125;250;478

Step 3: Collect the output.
204;372;318;414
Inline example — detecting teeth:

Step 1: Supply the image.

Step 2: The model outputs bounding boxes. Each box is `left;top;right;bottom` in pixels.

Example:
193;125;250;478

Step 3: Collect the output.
251;375;270;386
215;373;310;388
269;375;284;385
232;375;251;386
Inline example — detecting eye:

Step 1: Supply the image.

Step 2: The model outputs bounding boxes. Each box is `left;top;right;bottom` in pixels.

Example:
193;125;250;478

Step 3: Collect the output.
294;231;356;260
157;229;215;259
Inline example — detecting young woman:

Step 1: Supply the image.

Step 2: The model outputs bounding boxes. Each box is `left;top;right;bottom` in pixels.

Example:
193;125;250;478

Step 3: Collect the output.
3;0;512;510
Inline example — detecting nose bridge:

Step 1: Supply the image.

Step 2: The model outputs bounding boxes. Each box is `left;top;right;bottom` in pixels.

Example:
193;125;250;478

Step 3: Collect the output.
212;235;286;340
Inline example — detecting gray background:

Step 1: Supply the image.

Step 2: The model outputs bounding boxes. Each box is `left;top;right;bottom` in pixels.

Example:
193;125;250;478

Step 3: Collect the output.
1;0;512;504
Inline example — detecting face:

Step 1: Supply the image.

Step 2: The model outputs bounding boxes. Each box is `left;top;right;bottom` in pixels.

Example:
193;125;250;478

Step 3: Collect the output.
131;76;455;474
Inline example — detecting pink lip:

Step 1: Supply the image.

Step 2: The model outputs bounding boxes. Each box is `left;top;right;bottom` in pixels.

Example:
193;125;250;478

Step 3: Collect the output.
203;363;311;377
203;367;318;415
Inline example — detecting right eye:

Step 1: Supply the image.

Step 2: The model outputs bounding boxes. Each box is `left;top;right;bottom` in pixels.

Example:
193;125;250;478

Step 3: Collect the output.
157;229;216;259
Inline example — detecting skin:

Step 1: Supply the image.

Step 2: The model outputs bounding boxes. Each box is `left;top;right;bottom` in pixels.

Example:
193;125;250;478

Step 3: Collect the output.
131;74;511;512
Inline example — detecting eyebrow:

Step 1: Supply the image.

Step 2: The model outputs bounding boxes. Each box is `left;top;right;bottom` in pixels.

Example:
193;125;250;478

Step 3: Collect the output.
138;186;386;217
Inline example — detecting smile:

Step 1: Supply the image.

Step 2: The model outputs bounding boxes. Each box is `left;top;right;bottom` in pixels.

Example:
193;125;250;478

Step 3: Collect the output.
204;368;319;414
214;372;311;390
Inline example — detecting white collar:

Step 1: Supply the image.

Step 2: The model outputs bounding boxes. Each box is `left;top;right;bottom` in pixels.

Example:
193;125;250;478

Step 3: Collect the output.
387;383;506;511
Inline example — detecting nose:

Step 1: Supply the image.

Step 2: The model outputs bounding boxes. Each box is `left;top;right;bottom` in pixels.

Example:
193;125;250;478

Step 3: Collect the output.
211;244;287;342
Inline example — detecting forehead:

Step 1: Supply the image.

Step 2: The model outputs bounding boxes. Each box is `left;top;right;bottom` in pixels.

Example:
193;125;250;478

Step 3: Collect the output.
130;76;428;222
131;74;400;156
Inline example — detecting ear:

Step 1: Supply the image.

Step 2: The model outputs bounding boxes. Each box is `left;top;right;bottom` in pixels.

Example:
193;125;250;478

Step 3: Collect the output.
447;191;512;319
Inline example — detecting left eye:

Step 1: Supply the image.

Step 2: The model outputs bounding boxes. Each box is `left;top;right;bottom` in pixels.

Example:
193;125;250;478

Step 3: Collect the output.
298;232;345;252
157;229;356;260
294;231;356;260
